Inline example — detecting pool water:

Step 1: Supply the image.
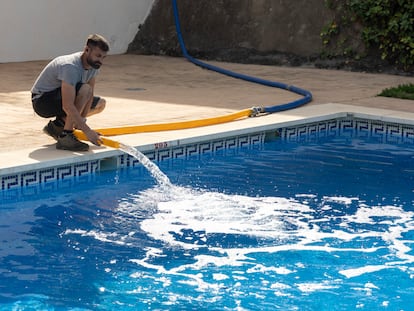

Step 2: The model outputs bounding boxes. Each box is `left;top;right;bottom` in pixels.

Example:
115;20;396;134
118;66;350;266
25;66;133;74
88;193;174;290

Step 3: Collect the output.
1;129;414;310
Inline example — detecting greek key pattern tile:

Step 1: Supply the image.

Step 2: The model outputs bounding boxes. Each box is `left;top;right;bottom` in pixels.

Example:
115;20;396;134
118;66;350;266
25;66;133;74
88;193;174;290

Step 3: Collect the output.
1;160;99;191
279;118;414;144
118;133;265;168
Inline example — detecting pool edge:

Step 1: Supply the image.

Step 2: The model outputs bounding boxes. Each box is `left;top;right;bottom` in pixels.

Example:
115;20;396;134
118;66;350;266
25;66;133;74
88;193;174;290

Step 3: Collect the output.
2;103;414;191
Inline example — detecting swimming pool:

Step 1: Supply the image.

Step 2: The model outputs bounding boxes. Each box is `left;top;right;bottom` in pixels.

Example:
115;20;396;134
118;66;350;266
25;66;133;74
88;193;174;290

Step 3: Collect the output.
1;117;414;310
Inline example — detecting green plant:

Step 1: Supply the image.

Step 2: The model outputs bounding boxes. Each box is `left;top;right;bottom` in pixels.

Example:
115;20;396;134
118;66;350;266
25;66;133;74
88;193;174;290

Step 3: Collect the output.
378;83;414;100
320;21;339;46
322;0;414;70
320;0;361;59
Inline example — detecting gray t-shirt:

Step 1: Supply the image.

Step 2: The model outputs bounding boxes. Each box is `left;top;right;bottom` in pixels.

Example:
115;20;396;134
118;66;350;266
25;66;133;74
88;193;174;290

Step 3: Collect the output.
31;52;99;95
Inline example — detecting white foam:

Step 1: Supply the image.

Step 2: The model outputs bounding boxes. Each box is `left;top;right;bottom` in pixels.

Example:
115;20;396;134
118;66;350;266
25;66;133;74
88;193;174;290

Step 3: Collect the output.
113;186;414;282
247;264;293;275
344;205;414;224
322;196;359;205
213;273;228;281
271;282;291;289
64;229;130;246
296;282;338;293
339;265;393;278
138;187;312;249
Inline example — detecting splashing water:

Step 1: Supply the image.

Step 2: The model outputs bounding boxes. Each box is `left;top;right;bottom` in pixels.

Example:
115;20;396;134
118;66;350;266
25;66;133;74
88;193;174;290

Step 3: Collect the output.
102;186;414;310
119;143;171;187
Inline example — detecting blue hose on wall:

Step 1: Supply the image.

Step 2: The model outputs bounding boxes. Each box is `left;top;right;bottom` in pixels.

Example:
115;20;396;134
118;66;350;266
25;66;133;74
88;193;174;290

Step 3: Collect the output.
171;0;312;113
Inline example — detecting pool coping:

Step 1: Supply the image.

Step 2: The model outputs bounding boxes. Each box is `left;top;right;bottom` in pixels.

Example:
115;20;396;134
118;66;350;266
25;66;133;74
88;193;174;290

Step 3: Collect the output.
2;103;414;191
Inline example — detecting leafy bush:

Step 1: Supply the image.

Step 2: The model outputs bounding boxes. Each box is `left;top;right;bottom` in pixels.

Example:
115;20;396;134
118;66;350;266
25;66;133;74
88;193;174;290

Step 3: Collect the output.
378;83;414;100
322;0;414;71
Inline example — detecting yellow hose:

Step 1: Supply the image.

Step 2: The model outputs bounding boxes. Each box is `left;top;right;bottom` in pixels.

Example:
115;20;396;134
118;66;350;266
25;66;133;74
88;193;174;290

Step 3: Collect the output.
73;130;120;149
74;108;254;149
93;108;253;137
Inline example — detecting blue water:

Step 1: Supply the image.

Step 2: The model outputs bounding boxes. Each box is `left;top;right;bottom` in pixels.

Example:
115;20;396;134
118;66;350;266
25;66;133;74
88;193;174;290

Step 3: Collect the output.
1;131;414;310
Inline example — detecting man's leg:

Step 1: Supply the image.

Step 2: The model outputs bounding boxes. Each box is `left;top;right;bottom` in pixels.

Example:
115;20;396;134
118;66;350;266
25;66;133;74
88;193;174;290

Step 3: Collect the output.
63;83;93;131
55;83;95;151
64;83;106;127
32;90;65;140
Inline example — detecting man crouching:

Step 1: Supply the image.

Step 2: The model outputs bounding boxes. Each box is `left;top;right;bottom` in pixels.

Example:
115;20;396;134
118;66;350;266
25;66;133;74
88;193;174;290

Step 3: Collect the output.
31;34;109;151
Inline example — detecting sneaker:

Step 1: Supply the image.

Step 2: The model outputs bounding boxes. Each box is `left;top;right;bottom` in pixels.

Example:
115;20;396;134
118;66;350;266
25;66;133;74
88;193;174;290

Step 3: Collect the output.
43;120;64;141
56;132;89;151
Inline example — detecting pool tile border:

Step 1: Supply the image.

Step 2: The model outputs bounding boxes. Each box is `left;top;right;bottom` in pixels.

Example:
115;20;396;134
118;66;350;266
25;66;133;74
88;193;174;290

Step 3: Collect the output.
118;132;265;169
1;161;100;190
0;133;265;192
2;114;414;194
279;117;414;144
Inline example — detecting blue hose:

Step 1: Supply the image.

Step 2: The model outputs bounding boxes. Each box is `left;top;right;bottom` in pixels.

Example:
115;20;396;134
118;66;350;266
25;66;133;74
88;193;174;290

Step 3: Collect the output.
171;0;312;113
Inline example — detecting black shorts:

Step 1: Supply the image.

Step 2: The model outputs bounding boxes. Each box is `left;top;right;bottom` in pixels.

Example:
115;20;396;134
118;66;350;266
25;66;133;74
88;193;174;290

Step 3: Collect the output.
31;82;101;118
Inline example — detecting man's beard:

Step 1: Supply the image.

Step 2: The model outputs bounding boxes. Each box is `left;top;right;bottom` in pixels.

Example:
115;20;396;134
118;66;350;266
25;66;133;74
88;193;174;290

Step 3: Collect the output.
87;57;102;69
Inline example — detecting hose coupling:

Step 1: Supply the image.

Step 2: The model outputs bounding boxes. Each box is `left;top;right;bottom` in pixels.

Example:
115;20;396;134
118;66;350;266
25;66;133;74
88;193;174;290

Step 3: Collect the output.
250;106;265;117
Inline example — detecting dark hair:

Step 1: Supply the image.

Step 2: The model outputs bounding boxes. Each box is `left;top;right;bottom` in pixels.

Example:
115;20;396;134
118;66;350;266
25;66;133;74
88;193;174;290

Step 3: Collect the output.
86;34;110;52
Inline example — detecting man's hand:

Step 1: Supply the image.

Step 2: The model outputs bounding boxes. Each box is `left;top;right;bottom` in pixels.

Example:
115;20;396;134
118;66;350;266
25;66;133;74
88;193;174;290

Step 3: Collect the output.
85;128;103;146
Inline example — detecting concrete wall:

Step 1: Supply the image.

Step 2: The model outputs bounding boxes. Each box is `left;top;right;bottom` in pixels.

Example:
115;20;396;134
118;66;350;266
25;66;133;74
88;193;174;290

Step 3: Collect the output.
129;0;338;59
0;0;154;63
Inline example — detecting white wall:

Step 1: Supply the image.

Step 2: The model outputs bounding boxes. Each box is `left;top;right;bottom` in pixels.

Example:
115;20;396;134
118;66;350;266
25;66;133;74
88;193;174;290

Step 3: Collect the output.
0;0;154;62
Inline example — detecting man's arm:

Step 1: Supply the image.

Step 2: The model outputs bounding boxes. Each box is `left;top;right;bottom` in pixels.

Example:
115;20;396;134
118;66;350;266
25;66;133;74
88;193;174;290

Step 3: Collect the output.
61;81;101;145
61;81;89;131
88;77;96;92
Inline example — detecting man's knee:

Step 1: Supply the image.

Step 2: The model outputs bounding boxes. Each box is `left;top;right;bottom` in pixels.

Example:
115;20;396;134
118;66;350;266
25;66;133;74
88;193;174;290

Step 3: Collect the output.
88;98;106;116
94;98;106;113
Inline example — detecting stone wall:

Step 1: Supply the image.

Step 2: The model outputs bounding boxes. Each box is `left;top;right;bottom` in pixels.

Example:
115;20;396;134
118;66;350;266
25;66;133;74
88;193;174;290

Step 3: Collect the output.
128;0;338;62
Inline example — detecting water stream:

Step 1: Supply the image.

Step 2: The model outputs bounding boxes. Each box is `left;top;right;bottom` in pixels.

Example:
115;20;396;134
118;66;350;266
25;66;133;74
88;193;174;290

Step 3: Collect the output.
118;143;172;187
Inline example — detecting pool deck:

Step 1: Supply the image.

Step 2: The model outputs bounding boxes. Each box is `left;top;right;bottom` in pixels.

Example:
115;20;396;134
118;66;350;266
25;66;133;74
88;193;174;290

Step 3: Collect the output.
1;54;414;175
